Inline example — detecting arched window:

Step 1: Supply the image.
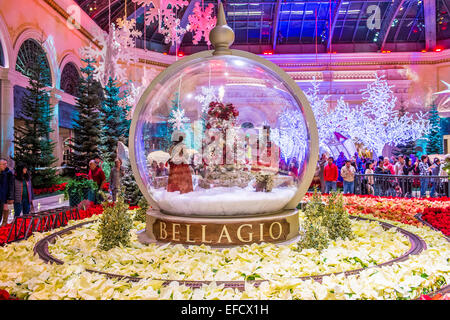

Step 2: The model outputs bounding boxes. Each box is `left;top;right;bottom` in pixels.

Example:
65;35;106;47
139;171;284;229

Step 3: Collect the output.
15;39;52;86
0;39;4;67
60;62;80;96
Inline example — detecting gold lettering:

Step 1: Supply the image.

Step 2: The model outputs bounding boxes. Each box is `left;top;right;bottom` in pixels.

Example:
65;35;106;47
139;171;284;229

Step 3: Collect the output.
218;225;232;243
159;221;167;239
259;223;264;242
269;222;282;240
237;224;253;243
201;225;212;243
172;223;180;241
186;224;195;243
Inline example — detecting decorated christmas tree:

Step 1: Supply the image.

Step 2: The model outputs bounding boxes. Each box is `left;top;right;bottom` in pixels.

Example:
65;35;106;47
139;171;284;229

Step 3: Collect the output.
69;58;103;173
13;48;57;188
426;102;443;155
100;77;126;164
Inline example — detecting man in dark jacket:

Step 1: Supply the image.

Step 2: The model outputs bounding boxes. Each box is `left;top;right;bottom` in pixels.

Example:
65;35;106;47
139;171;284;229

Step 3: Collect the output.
0;158;14;227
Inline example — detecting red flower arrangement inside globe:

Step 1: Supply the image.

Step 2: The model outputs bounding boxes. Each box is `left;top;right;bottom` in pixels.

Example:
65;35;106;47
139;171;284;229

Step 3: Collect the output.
205;101;239;130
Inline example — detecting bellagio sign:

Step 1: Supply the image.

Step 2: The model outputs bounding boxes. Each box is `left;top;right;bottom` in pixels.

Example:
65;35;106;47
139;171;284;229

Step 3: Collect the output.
143;210;299;246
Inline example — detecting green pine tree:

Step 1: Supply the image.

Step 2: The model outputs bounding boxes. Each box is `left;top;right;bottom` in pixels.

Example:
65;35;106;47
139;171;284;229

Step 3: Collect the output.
69;58;103;173
100;77;124;165
426;103;443;155
13;48;57;188
119;81;134;146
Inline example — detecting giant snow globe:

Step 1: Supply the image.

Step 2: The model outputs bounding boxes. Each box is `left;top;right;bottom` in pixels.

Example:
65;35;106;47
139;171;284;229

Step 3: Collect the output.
130;4;319;246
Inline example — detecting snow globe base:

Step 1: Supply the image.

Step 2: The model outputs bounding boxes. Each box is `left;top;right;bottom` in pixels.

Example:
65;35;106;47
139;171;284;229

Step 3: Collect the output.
138;209;300;246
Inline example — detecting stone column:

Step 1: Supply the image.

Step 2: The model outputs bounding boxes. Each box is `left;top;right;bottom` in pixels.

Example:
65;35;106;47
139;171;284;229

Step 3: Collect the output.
49;89;62;167
424;0;437;51
0;68;14;166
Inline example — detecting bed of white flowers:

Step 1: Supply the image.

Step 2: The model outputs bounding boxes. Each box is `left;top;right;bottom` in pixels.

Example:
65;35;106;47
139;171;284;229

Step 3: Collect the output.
0;210;449;300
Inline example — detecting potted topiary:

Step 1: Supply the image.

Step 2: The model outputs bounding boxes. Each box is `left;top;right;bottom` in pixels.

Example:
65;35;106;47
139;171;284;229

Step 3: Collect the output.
64;173;98;207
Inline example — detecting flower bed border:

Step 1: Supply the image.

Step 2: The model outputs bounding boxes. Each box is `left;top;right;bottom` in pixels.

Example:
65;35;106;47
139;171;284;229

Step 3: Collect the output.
34;216;431;293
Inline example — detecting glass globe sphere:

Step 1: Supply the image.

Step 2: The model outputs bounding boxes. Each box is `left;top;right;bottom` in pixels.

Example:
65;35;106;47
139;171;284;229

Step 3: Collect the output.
130;51;318;217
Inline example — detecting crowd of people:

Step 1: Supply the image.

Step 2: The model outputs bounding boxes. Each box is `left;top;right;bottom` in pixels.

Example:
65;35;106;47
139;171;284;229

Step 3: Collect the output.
0;156;125;227
317;151;448;197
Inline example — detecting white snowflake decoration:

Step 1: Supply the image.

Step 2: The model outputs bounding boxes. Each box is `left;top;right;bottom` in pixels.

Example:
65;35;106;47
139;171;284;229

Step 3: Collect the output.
187;1;216;45
434;80;450;107
79;20;141;86
119;67;160;120
135;0;188;36
169;108;190;130
162;17;187;46
194;85;225;114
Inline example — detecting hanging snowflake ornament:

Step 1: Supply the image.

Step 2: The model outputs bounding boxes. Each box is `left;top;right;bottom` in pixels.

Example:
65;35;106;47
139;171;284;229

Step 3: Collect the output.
188;1;217;45
433;80;450;106
195;86;217;114
79;20;141;86
169;107;190;130
120;67;161;120
135;0;188;33
162;17;187;46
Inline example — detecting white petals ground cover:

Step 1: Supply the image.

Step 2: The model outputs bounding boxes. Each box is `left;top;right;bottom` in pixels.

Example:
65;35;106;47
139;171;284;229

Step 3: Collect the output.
0;212;449;300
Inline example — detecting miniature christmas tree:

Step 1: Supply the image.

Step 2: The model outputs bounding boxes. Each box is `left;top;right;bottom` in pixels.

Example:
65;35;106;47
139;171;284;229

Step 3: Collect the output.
321;192;354;241
13;47;57;188
98;193;133;251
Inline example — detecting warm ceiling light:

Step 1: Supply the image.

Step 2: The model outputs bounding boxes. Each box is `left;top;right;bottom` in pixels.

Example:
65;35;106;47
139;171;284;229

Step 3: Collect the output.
177;52;185;57
263;50;273;55
435;47;443;52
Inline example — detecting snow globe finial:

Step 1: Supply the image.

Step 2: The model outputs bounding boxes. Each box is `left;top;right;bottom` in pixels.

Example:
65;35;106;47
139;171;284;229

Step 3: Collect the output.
210;1;234;56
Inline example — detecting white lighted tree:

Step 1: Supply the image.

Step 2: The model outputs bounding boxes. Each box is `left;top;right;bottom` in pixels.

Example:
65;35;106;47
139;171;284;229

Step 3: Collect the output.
357;75;430;156
271;107;308;163
304;79;333;148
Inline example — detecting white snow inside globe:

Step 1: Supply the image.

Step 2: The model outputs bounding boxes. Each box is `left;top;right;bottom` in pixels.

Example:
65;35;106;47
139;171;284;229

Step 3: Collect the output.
132;54;313;217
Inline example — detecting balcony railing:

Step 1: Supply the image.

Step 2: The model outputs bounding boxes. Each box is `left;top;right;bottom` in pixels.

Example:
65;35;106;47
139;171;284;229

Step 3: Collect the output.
354;173;450;198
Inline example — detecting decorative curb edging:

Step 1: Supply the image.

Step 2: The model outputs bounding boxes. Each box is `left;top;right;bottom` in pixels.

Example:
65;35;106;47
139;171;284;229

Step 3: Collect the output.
34;216;433;294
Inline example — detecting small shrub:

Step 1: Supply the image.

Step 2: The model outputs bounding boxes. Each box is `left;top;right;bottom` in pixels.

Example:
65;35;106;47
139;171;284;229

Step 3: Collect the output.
98;194;133;251
322;192;354;241
297;220;329;252
298;190;354;251
134;197;149;223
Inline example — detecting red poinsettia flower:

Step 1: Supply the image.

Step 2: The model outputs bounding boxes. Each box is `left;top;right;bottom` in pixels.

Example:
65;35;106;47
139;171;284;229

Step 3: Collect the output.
0;289;10;300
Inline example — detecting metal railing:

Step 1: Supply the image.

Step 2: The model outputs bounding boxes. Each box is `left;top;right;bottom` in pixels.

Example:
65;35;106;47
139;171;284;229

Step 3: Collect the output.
354;173;450;198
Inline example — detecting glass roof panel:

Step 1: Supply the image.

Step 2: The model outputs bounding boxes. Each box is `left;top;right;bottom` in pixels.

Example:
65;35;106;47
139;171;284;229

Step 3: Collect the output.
385;0;425;42
437;0;450;40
